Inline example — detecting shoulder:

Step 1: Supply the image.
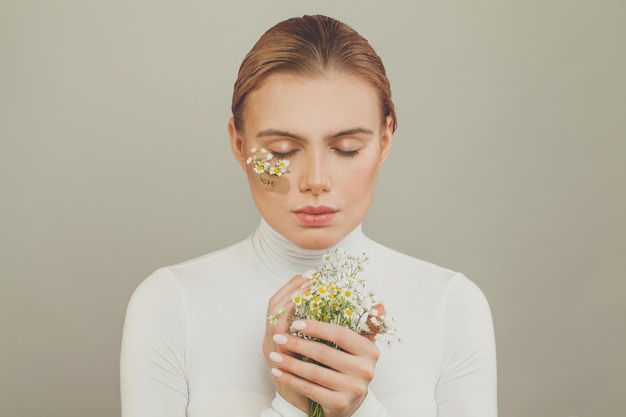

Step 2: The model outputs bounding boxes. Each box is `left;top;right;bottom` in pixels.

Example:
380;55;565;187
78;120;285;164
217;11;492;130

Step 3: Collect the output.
367;241;458;287
167;239;251;277
150;239;251;284
365;240;491;317
127;239;251;308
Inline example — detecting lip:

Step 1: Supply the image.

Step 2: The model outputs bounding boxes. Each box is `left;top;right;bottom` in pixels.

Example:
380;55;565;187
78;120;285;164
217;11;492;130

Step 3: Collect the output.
292;205;338;226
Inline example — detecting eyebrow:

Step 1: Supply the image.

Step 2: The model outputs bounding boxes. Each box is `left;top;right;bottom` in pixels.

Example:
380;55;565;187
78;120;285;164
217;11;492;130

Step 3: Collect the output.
256;127;374;141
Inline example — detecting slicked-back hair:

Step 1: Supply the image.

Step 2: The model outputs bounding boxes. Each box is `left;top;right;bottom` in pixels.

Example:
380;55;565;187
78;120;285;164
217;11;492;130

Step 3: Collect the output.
232;15;397;133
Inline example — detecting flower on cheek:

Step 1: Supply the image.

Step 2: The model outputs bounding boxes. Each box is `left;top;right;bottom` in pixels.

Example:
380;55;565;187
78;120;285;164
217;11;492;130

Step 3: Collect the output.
246;148;291;176
254;162;268;174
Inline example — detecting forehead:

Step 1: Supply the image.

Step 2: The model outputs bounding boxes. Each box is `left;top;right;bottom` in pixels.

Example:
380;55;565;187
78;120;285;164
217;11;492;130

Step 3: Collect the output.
243;73;381;136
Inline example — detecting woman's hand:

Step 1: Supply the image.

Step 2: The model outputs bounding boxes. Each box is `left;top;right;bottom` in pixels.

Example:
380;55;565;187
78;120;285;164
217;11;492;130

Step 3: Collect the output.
263;275;311;412
269;319;381;417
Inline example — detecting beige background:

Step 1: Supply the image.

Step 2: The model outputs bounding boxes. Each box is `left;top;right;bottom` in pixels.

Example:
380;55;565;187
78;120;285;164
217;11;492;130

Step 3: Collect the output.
1;1;625;416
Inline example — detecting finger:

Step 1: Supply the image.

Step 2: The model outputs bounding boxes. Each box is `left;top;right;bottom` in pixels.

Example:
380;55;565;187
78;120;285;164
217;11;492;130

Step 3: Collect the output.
267;276;311;327
273;329;378;383
270;364;331;407
265;275;314;365
270;349;340;389
289;320;380;357
363;304;386;341
270;352;368;413
268;274;312;312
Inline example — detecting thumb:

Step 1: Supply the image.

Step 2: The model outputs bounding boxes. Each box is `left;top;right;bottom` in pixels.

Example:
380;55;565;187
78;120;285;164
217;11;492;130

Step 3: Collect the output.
363;304;386;341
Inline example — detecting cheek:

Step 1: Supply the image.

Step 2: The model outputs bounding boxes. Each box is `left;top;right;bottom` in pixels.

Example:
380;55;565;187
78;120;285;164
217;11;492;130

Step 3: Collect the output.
340;160;380;191
244;147;292;194
248;171;291;195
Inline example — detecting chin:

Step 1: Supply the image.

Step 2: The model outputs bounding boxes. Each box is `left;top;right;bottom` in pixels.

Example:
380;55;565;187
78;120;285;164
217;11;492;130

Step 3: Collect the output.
290;228;343;251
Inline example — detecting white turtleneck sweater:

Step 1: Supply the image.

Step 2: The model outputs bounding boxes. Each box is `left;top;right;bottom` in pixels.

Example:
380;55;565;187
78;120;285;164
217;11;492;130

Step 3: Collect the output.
120;220;497;416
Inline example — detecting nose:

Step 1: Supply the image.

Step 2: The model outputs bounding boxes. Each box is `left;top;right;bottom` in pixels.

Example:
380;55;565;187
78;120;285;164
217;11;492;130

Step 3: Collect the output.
298;150;332;195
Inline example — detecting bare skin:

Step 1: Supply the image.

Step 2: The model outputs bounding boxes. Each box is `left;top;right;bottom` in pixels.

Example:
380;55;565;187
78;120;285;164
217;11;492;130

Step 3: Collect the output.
233;74;394;416
263;275;383;417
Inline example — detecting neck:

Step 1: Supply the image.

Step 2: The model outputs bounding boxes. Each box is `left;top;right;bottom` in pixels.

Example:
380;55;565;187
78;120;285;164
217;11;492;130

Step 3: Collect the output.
249;218;371;284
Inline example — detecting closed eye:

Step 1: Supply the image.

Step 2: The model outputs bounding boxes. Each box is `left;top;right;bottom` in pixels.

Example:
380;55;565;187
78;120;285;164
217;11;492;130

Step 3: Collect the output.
271;149;300;159
334;149;360;158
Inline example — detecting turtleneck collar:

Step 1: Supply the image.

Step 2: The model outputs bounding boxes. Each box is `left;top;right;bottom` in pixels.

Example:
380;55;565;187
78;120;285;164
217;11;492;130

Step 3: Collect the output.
249;218;372;284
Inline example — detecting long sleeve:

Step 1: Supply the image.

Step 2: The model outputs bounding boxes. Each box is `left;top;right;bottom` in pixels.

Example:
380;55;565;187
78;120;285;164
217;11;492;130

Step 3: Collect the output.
435;273;498;416
120;268;189;417
261;394;306;417
261;390;390;417
120;226;496;416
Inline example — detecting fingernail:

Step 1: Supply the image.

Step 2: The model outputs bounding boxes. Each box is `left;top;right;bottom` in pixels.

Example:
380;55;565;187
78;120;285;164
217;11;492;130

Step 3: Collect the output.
273;334;287;345
271;368;283;377
269;351;283;363
291;320;306;331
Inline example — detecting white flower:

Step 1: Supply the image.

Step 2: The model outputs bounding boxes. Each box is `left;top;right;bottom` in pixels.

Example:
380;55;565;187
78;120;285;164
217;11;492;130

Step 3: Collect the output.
288;249;397;344
276;160;290;174
247;148;291;176
268;307;285;325
254;163;266;174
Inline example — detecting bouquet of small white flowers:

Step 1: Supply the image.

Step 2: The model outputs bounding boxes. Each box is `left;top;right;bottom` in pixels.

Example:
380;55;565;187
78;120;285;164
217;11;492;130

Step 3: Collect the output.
270;248;399;417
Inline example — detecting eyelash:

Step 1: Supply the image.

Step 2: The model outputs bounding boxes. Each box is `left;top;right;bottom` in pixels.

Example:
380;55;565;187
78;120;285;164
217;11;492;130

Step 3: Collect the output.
334;149;360;158
271;150;299;159
271;149;360;159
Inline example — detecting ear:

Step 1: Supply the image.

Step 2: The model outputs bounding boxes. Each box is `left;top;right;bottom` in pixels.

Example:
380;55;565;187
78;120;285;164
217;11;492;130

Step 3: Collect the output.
228;117;247;170
378;115;394;165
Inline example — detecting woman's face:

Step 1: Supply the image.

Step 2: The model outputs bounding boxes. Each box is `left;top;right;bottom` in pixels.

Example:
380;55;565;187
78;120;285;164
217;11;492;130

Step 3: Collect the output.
229;73;393;250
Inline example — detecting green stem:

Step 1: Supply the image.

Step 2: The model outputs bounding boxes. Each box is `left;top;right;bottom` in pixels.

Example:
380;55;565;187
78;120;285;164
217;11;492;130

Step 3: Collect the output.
308;399;324;417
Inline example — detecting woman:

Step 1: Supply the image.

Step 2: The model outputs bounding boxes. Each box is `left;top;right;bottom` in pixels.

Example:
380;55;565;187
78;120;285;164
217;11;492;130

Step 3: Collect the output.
120;15;497;417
